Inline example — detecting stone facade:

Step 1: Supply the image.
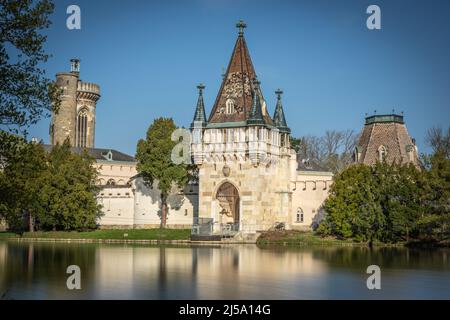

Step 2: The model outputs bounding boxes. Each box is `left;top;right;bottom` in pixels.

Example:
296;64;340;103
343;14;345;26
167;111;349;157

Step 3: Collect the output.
355;114;419;166
98;180;198;229
51;59;100;148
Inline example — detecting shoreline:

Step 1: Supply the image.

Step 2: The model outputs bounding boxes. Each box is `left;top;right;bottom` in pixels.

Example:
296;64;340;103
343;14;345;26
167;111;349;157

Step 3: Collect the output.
1;230;447;248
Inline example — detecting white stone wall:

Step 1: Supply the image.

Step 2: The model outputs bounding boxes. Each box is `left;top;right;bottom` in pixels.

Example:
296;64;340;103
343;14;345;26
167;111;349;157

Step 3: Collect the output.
132;177;198;228
97;177;198;229
98;186;134;227
291;172;333;230
95;160;137;186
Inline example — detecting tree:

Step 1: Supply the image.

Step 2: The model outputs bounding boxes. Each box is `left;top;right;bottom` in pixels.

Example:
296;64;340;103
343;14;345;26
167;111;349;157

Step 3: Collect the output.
294;129;359;173
0;0;60;134
136;118;190;228
38;140;102;230
425;126;450;158
0;139;102;231
317;164;385;243
374;162;425;242
0;139;48;231
317;161;428;244
418;150;450;242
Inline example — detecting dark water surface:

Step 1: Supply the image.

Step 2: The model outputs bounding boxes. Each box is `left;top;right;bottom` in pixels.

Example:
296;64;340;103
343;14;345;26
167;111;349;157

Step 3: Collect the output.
0;241;449;299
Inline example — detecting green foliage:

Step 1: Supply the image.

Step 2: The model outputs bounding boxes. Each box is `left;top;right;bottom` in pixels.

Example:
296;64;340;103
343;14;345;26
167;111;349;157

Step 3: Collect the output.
318;164;385;242
136;118;190;228
38;140;102;230
418;151;450;242
318;154;449;245
0;0;61;134
0;139;101;231
0;137;48;230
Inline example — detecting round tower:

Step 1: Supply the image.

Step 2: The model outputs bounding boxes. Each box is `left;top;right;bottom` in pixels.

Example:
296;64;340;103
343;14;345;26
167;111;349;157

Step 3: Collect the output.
51;60;79;146
76;81;100;148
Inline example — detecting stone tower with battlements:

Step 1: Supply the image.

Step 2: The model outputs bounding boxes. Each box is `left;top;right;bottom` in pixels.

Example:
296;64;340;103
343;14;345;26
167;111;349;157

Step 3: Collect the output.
50;59;101;148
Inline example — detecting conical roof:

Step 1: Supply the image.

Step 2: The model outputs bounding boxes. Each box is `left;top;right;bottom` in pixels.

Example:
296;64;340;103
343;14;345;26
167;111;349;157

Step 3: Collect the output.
273;89;290;133
208;21;274;126
191;84;207;128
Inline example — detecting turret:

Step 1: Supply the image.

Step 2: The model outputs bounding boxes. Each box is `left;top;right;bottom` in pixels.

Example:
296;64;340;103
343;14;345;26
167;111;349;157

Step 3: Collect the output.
273;89;290;148
51;60;80;146
191;84;207;164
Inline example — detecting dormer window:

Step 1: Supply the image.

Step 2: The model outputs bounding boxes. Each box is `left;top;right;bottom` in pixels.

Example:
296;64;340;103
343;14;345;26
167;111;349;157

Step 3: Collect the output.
354;146;362;162
225;99;235;114
406;145;415;162
378;145;387;162
102;150;113;161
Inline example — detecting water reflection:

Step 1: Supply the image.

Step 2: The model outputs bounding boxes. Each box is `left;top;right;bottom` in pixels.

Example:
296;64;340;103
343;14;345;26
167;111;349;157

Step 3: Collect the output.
0;241;449;299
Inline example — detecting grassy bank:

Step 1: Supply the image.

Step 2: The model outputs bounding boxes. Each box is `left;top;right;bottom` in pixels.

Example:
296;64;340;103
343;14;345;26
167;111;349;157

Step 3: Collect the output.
256;230;404;247
0;229;191;241
0;232;19;239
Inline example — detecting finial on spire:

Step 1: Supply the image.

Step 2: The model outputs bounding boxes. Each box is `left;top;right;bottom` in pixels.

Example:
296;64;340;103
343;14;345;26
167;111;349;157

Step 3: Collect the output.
275;89;283;99
236;19;247;36
197;83;205;95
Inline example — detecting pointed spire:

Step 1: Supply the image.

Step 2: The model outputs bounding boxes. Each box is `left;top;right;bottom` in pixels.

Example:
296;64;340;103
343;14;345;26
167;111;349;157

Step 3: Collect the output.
191;84;207;129
273;89;290;133
247;79;265;126
208;21;273;126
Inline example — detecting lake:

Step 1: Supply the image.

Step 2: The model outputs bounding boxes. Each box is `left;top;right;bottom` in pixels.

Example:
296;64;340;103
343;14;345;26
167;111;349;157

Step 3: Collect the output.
0;241;449;299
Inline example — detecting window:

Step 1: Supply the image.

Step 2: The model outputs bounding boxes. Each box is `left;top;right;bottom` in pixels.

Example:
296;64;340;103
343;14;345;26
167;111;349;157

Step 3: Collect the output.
296;208;304;223
76;109;88;147
106;179;115;186
353;148;359;162
225;99;234;114
378;145;387;162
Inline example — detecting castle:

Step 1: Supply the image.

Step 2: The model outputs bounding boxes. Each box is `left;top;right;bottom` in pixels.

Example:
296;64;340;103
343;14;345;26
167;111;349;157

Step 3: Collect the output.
48;21;418;236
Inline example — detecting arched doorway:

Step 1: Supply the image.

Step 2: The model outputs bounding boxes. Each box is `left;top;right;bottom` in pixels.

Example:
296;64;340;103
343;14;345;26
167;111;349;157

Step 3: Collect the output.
216;182;240;232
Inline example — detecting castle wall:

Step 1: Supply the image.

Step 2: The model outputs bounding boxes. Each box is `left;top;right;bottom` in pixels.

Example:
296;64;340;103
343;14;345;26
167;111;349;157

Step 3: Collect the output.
94;161;137;186
291;172;333;230
98;186;135;228
132;178;197;229
97;176;198;229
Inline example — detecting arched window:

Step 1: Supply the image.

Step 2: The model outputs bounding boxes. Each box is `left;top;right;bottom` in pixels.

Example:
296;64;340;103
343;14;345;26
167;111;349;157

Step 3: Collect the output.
106;179;116;186
76;109;88;148
225;99;234;114
296;208;304;223
378;145;387;162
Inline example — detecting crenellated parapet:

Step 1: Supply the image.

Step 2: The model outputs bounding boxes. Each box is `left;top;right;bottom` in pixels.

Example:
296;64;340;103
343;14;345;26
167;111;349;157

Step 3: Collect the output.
77;81;101;102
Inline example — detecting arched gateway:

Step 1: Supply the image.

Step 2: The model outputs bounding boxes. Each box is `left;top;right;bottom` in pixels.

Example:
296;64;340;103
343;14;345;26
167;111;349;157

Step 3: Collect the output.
216;182;240;230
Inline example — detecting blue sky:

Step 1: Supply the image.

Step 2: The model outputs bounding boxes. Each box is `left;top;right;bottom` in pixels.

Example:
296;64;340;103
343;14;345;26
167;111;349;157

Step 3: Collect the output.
26;0;450;155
